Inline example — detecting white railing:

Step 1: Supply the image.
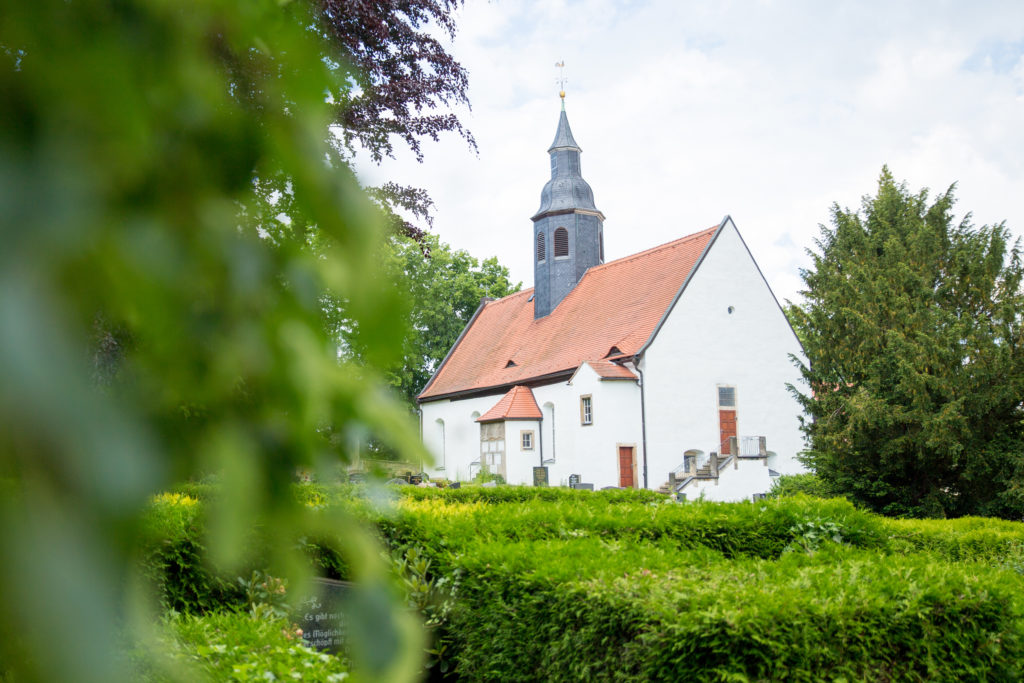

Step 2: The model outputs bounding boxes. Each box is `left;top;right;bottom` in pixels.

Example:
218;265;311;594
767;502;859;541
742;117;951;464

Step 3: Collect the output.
738;436;767;457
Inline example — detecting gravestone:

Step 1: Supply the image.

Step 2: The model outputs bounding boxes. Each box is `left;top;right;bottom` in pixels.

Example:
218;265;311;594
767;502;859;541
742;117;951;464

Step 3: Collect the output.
348;471;366;484
295;578;352;653
409;473;423;485
448;481;461;490
573;483;594;491
568;474;581;487
532;466;549;487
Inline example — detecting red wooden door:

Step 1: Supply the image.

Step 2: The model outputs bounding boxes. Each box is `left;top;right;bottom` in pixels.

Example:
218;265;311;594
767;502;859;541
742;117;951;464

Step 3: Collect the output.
719;410;737;454
618;446;635;488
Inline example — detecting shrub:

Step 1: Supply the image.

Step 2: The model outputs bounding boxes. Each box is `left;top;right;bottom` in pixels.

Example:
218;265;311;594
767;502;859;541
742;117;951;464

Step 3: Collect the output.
134;611;350;682
766;472;838;499
443;540;1024;681
138;493;249;613
882;516;1024;563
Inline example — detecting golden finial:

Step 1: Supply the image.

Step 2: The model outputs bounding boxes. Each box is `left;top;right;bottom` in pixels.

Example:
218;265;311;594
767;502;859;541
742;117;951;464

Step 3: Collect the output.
555;60;567;101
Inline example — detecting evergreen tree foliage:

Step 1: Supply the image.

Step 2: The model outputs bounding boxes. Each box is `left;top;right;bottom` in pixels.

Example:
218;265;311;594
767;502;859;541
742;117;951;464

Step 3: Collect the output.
791;168;1024;518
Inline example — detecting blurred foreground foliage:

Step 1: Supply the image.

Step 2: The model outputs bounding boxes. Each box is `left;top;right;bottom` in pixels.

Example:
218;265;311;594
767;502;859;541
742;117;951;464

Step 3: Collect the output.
0;0;427;680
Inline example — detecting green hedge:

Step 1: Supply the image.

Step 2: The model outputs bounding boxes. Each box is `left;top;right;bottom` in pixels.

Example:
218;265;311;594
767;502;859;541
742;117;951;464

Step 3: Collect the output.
882;516;1024;563
138;492;247;613
442;540;1023;681
137;483;1024;680
380;493;888;560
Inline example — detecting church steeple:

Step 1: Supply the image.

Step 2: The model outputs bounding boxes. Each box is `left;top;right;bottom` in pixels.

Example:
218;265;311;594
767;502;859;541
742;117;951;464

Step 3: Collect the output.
531;101;605;319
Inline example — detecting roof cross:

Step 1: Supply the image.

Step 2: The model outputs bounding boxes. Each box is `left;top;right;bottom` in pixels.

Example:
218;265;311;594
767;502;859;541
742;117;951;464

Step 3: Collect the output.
555;60;567;105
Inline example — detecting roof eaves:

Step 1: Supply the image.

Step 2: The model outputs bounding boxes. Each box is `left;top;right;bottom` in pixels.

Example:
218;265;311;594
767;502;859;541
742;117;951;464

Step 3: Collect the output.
418;368;576;404
635;218;726;359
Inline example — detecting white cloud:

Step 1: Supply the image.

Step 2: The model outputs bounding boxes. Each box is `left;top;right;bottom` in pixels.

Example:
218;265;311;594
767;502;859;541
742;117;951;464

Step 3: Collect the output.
356;0;1024;304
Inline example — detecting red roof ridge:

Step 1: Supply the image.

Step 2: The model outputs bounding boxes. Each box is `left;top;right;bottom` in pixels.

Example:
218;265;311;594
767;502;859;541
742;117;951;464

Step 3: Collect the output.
585;224;720;274
482;287;534;308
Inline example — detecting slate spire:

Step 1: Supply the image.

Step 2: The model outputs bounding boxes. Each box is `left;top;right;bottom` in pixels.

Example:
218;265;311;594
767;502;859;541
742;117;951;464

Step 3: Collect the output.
548;109;581;153
531;100;605;319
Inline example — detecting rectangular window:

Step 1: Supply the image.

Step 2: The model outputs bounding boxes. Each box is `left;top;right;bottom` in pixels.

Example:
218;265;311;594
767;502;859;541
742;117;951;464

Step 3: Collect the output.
521;430;534;450
580;395;593;425
718;385;736;409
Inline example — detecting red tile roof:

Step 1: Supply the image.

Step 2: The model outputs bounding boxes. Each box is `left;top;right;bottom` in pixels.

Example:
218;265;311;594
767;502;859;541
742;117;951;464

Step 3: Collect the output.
585;359;638;380
477;385;543;422
419;224;720;401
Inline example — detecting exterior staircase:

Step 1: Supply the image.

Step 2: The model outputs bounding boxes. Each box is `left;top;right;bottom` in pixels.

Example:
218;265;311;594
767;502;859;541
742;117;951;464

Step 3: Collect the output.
660;436;769;496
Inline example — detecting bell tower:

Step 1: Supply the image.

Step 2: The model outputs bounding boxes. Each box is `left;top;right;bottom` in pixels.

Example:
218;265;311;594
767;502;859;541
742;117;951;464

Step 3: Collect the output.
531;96;605;319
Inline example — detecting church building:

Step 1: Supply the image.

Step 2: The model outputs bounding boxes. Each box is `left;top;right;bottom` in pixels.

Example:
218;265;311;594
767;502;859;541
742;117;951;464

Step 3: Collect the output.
417;99;806;499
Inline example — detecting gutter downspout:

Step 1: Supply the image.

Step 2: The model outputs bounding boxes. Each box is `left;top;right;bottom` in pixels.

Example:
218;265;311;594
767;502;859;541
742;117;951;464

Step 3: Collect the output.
538;415;544;468
417;408;424;472
635;356;649;490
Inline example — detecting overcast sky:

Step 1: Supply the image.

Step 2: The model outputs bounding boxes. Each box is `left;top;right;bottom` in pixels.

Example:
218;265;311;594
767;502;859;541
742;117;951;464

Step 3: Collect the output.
356;0;1024;305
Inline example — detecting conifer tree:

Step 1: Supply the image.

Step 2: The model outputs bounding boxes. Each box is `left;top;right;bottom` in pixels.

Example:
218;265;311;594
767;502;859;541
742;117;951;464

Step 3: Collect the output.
791;168;1024;518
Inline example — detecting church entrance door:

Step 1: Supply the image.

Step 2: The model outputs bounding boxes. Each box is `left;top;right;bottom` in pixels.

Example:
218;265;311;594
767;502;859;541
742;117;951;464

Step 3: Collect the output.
618;446;636;488
719;410;737;455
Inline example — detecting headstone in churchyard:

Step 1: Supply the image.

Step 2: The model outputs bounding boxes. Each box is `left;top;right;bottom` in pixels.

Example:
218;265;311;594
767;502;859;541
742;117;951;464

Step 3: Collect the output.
568;474;581;487
532;466;549;487
386;477;409;486
348;471;366;484
448;481;461;490
295;578;351;653
575;483;594;491
481;481;497;488
409;473;423;485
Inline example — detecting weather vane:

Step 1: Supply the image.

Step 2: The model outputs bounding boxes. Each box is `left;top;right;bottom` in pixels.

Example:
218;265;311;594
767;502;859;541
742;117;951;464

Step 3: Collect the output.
555;60;567;102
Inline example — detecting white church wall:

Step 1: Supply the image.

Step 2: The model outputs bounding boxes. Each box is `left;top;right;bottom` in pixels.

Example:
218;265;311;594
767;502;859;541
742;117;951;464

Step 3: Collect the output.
557;363;642;489
504;418;541;484
420;363;643;488
420;394;500;481
642;219;807;499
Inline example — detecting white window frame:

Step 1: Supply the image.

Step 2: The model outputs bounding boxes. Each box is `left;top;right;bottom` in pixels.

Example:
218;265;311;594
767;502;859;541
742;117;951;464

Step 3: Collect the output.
580;395;593;426
521;430;534;451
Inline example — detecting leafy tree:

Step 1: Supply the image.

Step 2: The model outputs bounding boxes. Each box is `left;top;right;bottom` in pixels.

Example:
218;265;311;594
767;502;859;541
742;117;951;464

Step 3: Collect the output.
381;233;520;409
0;0;424;680
321;0;474;165
791;168;1024;518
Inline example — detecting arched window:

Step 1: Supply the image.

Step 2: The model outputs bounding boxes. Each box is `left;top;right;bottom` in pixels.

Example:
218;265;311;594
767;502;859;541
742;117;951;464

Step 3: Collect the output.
536;232;546;262
554;227;569;257
435;418;446;470
543;402;555;464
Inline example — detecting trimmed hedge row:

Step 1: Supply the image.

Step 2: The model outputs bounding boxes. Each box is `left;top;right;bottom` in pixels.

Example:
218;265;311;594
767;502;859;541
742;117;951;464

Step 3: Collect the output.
881;516;1024;563
139;493;247;613
443;540;1024;681
138;483;1024;680
379;493;888;560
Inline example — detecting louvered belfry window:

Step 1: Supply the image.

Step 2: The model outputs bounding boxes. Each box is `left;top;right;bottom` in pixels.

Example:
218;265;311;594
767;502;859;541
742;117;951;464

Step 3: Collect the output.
536;232;546;262
554;227;569;257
